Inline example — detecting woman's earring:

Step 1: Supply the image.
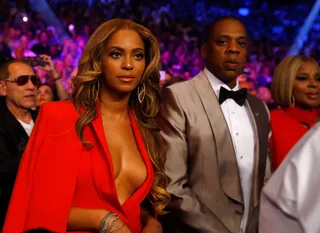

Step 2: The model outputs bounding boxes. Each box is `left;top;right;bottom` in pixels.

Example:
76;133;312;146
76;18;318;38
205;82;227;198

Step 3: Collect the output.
137;83;145;104
292;95;295;107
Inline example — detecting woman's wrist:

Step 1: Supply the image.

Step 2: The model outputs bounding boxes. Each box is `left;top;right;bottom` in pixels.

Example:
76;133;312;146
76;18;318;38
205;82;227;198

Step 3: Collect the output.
97;210;109;231
53;73;62;81
99;211;125;233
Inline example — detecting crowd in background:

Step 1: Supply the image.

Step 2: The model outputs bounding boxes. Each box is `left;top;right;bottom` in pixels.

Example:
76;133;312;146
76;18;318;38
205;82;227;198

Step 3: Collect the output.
2;1;320;232
0;0;320;104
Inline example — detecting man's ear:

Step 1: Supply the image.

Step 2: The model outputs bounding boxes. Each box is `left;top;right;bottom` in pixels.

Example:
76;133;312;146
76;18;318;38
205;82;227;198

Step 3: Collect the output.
0;81;7;96
200;43;207;61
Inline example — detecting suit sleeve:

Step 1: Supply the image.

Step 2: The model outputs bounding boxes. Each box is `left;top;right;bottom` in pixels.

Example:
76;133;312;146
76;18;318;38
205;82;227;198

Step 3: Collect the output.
2;105;48;233
158;87;230;233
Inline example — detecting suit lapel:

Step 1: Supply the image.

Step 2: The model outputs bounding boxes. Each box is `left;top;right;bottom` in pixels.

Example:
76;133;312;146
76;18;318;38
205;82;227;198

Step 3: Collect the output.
192;71;243;205
244;97;260;208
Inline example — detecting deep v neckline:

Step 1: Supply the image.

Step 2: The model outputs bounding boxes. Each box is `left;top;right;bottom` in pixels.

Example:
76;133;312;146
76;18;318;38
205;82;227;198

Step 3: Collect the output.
90;101;154;217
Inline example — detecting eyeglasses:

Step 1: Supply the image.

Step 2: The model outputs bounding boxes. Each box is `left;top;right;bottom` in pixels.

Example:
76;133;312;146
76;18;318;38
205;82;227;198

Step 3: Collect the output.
4;75;41;87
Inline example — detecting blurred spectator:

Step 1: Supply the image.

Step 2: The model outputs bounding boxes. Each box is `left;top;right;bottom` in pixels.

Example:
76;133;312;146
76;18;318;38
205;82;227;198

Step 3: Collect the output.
35;55;68;101
11;35;36;58
257;66;273;87
35;83;58;109
0;34;12;59
160;70;173;87
67;67;78;96
256;86;272;103
5;27;19;50
240;81;257;96
160;50;172;70
32;31;50;55
63;53;76;79
189;56;205;76
48;44;60;59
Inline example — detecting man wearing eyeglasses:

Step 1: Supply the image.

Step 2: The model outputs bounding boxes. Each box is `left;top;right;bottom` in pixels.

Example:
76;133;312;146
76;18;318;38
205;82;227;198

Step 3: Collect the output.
0;60;39;231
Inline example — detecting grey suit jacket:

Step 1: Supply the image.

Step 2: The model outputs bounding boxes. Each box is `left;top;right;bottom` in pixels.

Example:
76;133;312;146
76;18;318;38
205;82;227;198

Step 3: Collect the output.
158;71;271;233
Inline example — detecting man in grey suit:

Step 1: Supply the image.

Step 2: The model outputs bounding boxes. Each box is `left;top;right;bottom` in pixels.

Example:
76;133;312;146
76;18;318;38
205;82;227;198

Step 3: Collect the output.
158;16;271;233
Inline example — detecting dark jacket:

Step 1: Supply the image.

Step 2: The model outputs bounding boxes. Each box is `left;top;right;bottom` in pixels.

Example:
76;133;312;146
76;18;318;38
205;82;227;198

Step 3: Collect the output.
0;105;37;230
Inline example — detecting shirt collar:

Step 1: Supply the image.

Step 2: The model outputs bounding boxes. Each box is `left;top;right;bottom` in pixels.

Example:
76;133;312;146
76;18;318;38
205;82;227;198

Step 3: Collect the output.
204;67;240;97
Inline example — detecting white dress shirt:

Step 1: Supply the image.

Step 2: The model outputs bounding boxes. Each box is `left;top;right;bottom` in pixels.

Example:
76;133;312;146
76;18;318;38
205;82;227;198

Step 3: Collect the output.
259;123;320;233
204;68;255;233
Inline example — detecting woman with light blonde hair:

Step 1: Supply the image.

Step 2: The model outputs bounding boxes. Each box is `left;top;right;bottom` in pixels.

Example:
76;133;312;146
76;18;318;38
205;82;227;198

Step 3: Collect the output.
270;55;320;170
3;18;169;233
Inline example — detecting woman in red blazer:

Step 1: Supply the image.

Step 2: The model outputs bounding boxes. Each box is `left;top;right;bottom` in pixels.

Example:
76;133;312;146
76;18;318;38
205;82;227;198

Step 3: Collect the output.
3;19;170;233
270;55;320;170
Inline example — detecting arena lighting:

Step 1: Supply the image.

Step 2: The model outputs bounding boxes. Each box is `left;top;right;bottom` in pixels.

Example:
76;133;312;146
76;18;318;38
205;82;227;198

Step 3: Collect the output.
238;8;250;16
68;24;75;31
22;16;28;22
287;0;320;56
28;0;69;38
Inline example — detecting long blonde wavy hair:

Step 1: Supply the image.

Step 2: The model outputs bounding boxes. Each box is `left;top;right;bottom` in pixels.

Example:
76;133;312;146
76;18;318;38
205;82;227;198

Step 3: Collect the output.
71;18;169;214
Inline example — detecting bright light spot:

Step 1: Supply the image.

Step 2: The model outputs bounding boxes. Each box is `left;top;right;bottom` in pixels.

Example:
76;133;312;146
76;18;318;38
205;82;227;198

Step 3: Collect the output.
22;16;28;22
238;8;250;16
68;24;74;31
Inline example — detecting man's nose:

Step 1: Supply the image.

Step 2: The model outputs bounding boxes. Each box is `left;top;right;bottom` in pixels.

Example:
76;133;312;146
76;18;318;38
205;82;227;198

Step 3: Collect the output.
226;40;240;54
26;78;36;89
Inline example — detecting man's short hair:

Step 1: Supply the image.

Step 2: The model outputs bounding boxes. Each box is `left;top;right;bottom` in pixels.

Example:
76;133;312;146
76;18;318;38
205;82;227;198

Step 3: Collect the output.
0;59;32;81
202;16;246;44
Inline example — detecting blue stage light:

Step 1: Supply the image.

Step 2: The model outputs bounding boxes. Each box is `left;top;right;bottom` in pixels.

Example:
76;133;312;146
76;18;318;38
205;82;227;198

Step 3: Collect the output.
238;8;250;16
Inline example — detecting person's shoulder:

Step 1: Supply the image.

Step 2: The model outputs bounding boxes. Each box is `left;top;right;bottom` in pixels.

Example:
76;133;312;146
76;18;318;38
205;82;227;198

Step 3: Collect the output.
166;78;193;91
41;100;75;111
270;107;285;118
161;79;192;99
269;108;291;130
0;105;14;123
39;100;78;122
247;94;270;113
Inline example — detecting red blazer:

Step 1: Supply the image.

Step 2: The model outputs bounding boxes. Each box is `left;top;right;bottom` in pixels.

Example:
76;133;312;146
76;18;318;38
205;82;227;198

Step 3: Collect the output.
3;101;154;233
270;106;318;170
